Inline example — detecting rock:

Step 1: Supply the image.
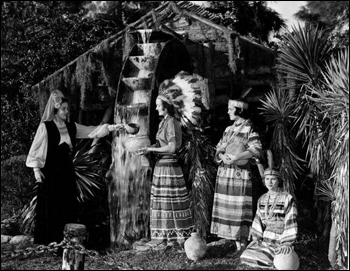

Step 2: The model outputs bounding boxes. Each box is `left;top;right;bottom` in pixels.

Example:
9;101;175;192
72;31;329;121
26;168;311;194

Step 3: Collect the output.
9;235;31;245
132;240;152;251
134;245;151;252
1;217;21;236
1;234;13;244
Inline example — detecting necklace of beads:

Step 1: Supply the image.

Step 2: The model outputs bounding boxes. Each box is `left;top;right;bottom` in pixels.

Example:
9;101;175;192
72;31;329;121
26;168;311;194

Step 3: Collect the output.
265;193;279;219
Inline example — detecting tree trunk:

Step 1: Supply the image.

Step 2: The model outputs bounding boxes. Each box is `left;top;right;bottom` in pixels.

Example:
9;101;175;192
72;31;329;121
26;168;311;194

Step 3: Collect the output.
108;180;119;249
328;218;338;268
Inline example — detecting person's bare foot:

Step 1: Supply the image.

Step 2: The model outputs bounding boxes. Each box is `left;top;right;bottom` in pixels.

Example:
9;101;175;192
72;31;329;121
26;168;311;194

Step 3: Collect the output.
230;249;243;257
229;240;247;258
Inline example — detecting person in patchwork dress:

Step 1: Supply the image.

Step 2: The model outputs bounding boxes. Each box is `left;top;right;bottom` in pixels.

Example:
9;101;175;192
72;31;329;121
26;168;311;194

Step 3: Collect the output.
210;99;262;256
137;72;202;248
210;98;262;256
240;150;298;269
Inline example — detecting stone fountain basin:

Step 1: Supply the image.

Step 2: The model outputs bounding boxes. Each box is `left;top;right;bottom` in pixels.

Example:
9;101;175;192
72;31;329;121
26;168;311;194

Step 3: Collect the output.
136;43;164;56
122;77;152;90
129;56;156;71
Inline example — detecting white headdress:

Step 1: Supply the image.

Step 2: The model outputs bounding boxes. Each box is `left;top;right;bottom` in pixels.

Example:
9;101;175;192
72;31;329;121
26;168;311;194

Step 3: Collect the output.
40;89;65;123
158;71;202;127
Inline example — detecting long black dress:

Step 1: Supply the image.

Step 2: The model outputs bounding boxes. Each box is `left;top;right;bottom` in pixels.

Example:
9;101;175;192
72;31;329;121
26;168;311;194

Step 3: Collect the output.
34;121;77;245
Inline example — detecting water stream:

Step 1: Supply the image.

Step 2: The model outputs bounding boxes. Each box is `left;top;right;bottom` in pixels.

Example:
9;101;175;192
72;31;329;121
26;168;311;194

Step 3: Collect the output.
110;105;151;244
109;28;155;246
137;29;153;56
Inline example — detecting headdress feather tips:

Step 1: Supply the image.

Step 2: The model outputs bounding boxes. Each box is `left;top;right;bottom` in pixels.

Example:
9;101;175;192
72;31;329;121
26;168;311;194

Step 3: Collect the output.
264;150;281;179
267;150;274;169
158;71;202;127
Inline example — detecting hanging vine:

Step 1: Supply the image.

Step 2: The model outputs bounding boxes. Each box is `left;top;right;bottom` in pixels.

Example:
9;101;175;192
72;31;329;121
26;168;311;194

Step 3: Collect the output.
226;32;241;74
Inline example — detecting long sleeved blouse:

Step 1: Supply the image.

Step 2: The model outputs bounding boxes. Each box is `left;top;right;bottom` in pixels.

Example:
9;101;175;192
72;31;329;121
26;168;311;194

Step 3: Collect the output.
26;122;110;169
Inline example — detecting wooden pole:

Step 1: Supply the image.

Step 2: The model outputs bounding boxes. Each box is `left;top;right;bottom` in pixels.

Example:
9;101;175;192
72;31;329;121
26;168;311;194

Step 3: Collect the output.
62;223;87;270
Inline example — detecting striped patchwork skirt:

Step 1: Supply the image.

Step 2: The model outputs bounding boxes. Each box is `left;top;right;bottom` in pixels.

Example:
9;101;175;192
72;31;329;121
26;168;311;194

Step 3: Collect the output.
150;156;195;243
210;164;253;240
240;240;277;268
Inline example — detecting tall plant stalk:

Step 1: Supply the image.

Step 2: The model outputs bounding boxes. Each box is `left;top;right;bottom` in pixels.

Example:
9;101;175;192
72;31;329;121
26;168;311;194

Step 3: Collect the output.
179;126;217;239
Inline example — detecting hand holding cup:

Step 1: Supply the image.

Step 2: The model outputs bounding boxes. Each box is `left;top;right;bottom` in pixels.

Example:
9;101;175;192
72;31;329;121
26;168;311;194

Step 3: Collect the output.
136;147;149;156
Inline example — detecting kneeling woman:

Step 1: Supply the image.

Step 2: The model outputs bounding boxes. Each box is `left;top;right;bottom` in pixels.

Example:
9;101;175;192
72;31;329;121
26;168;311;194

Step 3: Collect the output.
240;151;298;269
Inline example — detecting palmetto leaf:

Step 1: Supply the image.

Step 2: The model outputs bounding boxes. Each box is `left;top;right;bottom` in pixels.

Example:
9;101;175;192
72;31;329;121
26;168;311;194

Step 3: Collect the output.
277;24;333;90
315;180;335;202
72;139;108;203
259;87;305;194
20;194;37;234
273;22;348;267
21;139;109;233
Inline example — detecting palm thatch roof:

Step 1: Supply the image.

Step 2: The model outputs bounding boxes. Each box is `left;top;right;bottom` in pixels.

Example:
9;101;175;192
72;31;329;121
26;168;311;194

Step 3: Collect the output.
31;1;274;116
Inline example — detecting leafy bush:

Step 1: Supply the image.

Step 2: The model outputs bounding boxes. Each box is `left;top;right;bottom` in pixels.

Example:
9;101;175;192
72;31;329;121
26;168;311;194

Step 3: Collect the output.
1;155;36;219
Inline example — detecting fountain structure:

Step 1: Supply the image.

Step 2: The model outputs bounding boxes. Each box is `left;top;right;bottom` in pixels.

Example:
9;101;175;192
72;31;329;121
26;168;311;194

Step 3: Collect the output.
108;29;181;247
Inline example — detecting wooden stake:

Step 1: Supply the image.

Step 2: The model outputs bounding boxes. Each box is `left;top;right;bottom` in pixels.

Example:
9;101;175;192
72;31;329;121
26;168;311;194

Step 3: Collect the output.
62;223;87;270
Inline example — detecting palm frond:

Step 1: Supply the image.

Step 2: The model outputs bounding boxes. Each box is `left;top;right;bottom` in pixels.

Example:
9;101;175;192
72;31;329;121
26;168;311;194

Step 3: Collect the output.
277;24;333;90
20;195;37;234
274;23;348;267
72;139;108;203
259;88;305;194
179;126;217;238
315;180;335;202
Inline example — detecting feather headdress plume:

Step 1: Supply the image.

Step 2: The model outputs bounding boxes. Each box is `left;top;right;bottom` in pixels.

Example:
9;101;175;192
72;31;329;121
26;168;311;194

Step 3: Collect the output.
264;150;281;179
158;71;202;127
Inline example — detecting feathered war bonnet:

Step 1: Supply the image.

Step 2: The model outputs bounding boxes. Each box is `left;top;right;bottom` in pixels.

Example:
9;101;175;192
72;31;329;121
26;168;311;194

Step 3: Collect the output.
264;150;281;179
157;71;202;127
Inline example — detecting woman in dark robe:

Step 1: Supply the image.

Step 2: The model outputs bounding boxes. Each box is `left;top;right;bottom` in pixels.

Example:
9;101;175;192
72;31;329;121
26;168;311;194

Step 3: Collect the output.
26;89;121;245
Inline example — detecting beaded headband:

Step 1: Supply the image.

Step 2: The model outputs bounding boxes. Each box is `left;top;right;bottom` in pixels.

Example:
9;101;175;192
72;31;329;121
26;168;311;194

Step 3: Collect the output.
264;169;281;178
229;99;248;109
